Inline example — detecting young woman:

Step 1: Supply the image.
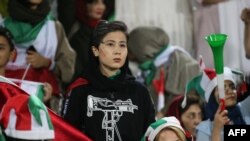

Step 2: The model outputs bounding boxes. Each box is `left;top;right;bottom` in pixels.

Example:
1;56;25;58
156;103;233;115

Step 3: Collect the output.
196;67;250;141
1;0;75;92
0;26;55;141
1;0;75;113
0;25;52;106
69;0;106;81
63;20;155;141
166;90;204;140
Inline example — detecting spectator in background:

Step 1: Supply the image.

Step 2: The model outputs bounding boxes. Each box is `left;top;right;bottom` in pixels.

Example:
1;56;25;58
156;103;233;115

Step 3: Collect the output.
241;8;250;59
0;25;91;141
141;116;192;141
128;26;200;119
57;0;114;35
193;0;226;68
63;20;155;140
68;0;106;82
1;0;75;114
166;74;206;140
0;26;54;141
196;67;250;141
0;26;53;106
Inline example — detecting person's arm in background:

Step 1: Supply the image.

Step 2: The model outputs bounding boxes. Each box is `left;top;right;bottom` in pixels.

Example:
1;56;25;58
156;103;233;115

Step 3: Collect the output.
241;8;250;59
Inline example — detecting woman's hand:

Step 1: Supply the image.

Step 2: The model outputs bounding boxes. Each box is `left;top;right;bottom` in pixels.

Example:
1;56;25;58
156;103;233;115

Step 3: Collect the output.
43;82;53;103
26;50;51;69
212;103;230;141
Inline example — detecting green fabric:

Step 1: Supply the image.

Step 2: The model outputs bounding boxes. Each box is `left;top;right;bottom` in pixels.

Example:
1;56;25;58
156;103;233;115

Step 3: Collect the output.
139;45;168;85
3;13;54;44
150;118;167;129
28;95;53;130
186;74;205;98
36;85;45;102
140;60;156;85
140;119;167;141
0;128;6;141
0;0;8;17
109;70;121;80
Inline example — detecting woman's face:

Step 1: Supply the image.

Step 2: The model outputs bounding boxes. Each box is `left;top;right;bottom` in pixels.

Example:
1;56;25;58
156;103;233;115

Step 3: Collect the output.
214;80;237;107
156;129;182;141
92;31;128;75
0;36;14;68
181;104;202;135
87;0;106;20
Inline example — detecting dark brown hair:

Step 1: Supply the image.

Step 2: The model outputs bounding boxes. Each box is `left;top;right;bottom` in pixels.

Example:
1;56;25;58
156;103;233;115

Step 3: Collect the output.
0;26;14;51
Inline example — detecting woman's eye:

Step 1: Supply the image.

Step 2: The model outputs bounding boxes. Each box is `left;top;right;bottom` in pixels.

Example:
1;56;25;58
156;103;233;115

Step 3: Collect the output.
120;44;127;48
187;113;195;119
107;43;115;47
230;84;236;90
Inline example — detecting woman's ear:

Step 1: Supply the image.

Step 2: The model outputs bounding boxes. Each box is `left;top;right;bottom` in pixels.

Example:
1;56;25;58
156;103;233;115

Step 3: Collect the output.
10;48;17;62
92;46;99;57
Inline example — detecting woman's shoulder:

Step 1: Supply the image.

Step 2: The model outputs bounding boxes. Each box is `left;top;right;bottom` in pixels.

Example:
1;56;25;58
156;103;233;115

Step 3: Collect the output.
196;119;213;135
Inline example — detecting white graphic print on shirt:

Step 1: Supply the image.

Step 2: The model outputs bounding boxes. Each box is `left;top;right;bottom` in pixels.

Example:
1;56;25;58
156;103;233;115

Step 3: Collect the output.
87;95;138;141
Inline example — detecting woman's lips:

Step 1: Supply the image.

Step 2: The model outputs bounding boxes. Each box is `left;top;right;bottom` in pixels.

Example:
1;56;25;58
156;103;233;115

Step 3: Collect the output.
226;95;235;100
113;58;121;62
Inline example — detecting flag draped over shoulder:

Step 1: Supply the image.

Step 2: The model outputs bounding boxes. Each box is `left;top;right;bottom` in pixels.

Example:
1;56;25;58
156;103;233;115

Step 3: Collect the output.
0;76;92;141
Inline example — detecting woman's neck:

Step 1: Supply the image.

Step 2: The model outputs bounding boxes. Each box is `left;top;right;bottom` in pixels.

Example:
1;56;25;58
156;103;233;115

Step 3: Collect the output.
100;66;120;77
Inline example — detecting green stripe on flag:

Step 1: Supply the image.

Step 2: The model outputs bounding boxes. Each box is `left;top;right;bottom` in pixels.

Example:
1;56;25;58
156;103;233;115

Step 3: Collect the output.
150;119;167;130
36;85;45;102
28;95;53;130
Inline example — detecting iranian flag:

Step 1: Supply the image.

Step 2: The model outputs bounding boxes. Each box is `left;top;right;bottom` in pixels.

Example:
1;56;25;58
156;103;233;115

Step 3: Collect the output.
8;78;45;101
0;76;92;141
153;68;165;112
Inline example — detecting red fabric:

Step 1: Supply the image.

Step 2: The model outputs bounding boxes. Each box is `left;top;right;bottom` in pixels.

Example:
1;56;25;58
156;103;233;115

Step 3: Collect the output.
75;0;99;28
49;110;92;141
204;68;216;80
153;68;165;94
0;88;32;131
237;82;248;97
0;82;22;112
12;96;31;130
0;81;92;141
6;68;60;96
66;77;88;95
165;95;183;120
